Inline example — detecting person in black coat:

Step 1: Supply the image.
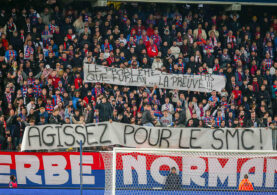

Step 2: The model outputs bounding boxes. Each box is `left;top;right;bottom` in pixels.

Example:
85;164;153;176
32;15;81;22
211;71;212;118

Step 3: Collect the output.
11;116;25;149
0;115;6;150
95;96;113;122
85;104;94;123
164;167;182;190
49;109;64;124
141;104;155;126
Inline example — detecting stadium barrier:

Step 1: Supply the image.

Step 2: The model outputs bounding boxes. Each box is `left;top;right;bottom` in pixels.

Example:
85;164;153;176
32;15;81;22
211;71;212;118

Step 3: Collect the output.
0;151;276;192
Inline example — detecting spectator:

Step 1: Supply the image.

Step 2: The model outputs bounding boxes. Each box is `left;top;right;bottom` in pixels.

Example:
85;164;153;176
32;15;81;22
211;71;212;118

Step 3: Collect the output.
96;96;113;122
142;104;156;127
0;2;275;151
9;175;17;188
164;167;182;190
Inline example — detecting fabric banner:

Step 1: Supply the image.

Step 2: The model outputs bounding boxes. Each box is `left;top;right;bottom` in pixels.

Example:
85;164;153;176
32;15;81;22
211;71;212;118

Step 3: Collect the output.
0;152;105;188
0;152;277;190
21;122;273;151
83;63;226;93
115;152;277;190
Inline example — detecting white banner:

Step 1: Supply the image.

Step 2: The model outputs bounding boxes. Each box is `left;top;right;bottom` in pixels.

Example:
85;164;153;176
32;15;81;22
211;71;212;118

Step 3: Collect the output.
21;122;273;151
83;63;226;92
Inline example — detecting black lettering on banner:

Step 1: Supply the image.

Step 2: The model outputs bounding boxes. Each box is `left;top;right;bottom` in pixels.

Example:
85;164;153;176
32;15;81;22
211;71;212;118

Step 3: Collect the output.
134;127;148;144
99;123;112;144
187;79;192;88
124;125;135;144
171;76;178;86
139;76;146;84
85;124;98;145
190;129;202;149
93;73;103;82
177;77;184;87
117;69;124;79
144;69;150;77
158;76;162;86
137;69;143;77
28;126;41;147
198;79;205;89
75;125;86;145
63;125;75;146
182;76;188;88
211;129;224;150
130;68;134;77
192;79;199;88
178;129;189;149
87;64;100;73
159;129;172;148
124;73;130;83
112;73;117;82
241;129;255;150
56;126;63;147
210;81;214;91
101;73;108;82
148;128;160;146
85;74;94;82
209;74;215;81
163;76;169;88
226;129;239;150
42;126;56;146
111;68;117;80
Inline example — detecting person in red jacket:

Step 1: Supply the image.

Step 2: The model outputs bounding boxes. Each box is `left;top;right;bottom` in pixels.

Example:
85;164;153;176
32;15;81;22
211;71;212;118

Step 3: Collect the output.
74;73;82;89
48;71;61;89
147;39;158;58
232;85;242;105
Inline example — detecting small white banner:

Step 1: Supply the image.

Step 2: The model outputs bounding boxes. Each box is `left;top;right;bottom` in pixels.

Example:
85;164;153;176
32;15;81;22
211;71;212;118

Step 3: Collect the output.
83;63;226;93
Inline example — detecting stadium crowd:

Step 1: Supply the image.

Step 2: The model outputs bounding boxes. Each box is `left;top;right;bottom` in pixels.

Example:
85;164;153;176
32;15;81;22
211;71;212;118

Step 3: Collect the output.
0;1;276;151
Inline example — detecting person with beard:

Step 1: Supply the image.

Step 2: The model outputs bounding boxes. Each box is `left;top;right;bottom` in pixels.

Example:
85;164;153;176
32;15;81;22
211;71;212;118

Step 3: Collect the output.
246;111;260;127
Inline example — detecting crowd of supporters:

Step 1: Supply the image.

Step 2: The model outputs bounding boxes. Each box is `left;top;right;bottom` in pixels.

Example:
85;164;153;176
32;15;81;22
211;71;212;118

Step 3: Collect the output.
0;1;276;151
